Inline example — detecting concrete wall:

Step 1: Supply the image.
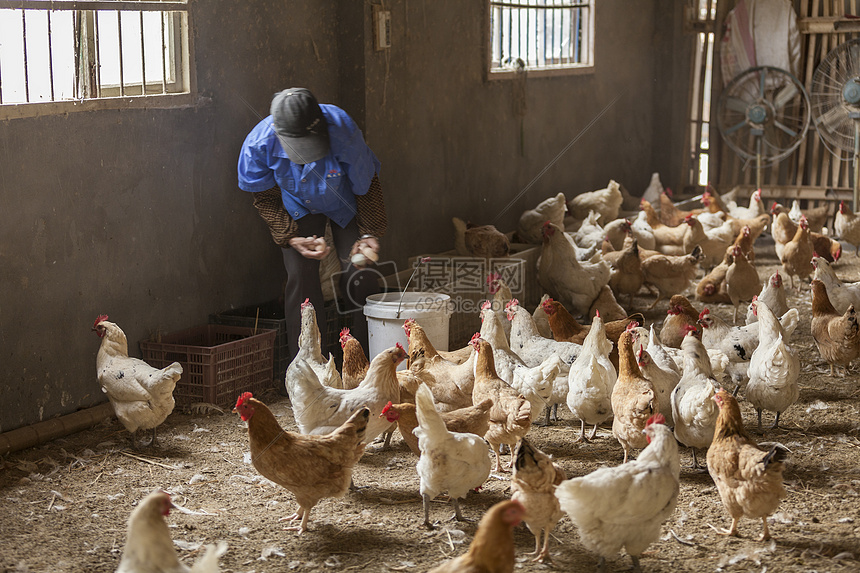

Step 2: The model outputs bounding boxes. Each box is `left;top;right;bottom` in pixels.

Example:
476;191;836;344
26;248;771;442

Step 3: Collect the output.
0;0;690;432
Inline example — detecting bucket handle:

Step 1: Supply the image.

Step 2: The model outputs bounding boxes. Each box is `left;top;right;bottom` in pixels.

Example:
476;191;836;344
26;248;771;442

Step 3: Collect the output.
397;257;432;319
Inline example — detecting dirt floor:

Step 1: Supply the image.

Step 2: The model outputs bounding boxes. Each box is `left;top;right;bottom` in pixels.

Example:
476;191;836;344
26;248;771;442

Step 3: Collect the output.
2;238;860;573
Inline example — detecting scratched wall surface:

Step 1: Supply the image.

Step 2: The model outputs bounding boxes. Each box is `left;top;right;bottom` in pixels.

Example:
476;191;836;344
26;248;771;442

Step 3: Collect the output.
0;0;687;431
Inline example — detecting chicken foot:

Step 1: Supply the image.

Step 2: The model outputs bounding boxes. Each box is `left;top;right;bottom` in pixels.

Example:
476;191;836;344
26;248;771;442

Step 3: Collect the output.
130;427;158;450
589;423;600;440
690;448;708;471
574;419;591;444
421;494;435;529
490;444;509;473
526;526;553;564
714;516;740;537
630;554;643;573
758;516;772;541
279;507;310;534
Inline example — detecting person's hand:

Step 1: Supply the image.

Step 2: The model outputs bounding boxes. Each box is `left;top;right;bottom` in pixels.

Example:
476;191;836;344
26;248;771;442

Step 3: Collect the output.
289;235;331;260
350;236;380;267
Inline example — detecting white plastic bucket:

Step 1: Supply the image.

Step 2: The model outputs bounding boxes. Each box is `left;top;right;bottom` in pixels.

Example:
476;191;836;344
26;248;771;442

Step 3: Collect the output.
364;292;452;370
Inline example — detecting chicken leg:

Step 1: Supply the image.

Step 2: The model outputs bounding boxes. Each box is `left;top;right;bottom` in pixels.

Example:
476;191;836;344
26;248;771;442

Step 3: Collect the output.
630;554;643;573
526;526;553;564
715;516;740;537
279;506;310;534
421;493;435;529
770;411;782;430
758;516;772;541
588;423;600;440
575;419;591;443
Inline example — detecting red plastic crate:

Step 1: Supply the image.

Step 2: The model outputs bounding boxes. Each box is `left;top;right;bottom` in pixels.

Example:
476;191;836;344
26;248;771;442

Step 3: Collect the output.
139;324;276;409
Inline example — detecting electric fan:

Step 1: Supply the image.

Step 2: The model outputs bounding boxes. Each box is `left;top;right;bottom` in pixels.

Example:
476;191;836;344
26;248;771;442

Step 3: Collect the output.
716;66;811;189
810;38;860;207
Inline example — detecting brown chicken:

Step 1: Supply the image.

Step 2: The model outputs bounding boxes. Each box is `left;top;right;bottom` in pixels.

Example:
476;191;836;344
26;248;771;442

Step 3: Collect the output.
790;199;828;233
811;233;843;264
659;295;701;348
427;499;526;573
725;245;761;323
695;248;732;304
466;222;511;258
811;279;860;376
588;285;629;321
707;389;788;541
379;398;493;456
772;207;841;263
611;331;657;463
605;238;644;307
396;358;472;412
233;393;369;534
731;225;755;261
404;319;475;398
780;215;814;289
511;438;566;564
659;190;705;227
471;337;532;472
640;199;665;229
339;328;369;390
641;245;704;310
542;298;643;369
727;213;770;242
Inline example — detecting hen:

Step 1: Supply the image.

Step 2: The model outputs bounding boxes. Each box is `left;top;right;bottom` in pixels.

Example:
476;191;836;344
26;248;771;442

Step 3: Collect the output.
641;245;704;310
726;188;765;220
725;245;761;323
572;210;608;250
659;295;701;348
511;438;566;564
380;397;492;456
233;393;369;533
453;216;510;258
427;500;525;573
471;337;532;472
555;414;679;573
286;299;342;390
588;284;629;321
568;180;623;223
604;237;644;307
811;279;860;376
779;215;814;290
707;389;788;541
531;294;555;339
788;199;828;233
339;328;368;390
93;315;181;449
517;192;566;244
566;313;618;442
746;272;789;324
695;248;733;304
404;318;476;398
659;191;705;227
611;331;657;463
670;327;720;469
413;383;492;527
653;216;697;255
812;255;860;314
487;272;513;341
769;208;796;261
538;221;610;316
116;489;227;573
287;344;405;440
396;358;472;413
745;300;800;431
835;200;860;255
635;346;680;425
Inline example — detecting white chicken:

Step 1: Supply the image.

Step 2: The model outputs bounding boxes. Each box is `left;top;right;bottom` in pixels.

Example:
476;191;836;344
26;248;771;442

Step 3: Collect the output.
506;299;582;425
116;489;227;573
571;210;606;250
641;172;664;205
812;256;860;314
555;414;679;573
567;180;623;224
566;314;617;442
635;347;680;425
539;221;611;316
746;299;800;431
670;328;721;469
414;383;491;527
93;315;182;449
287;344;406;441
517;192;567;244
478;304;560;423
727;188;765;220
746;271;790;324
286;299;342;390
487;273;513;340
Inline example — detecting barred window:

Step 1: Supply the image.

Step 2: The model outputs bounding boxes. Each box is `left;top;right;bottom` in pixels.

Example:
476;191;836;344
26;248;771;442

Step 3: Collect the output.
0;0;191;116
489;0;593;76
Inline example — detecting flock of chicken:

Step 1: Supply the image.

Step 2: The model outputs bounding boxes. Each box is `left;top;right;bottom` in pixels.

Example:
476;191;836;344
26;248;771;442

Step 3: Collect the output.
90;176;860;572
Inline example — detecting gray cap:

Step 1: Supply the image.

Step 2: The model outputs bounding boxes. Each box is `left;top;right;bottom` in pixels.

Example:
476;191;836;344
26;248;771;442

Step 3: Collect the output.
270;88;330;164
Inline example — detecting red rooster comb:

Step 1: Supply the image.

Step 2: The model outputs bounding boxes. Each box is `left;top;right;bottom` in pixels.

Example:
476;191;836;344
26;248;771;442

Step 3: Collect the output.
481;300;492;311
646;413;667;427
381;401;393;415
235;392;253;408
93;314;109;329
301;298;312;309
698;308;710;320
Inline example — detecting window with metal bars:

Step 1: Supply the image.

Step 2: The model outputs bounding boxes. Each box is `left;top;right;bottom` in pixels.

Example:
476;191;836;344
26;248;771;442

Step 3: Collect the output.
0;0;190;112
488;0;593;76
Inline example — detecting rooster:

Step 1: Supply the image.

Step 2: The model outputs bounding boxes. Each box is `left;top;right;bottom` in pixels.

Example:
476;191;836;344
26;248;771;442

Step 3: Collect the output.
233;393;369;534
116;489;227;573
555;414;679;573
93;315;182;449
707;389;788;541
511;438;566;564
414;384;491;527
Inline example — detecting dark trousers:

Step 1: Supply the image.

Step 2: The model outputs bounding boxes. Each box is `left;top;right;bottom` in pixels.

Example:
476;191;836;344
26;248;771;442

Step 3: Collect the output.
282;214;379;362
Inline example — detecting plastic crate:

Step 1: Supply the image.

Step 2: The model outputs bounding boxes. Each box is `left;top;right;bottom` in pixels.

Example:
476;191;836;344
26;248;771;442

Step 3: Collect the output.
210;300;289;390
139;325;276;409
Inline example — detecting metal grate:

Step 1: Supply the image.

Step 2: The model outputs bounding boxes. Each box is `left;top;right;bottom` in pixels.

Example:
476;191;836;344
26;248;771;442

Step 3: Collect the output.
489;0;592;72
0;0;189;105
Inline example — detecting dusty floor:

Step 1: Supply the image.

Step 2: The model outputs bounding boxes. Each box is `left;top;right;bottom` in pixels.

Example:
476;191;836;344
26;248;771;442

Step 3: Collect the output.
2;240;860;573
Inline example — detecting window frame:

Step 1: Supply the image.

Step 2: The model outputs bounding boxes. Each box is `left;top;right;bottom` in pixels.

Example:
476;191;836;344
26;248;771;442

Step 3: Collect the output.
485;0;595;81
0;0;195;120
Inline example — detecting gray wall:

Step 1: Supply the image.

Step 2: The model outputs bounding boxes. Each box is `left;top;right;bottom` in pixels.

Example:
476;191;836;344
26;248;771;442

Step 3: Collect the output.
0;0;690;432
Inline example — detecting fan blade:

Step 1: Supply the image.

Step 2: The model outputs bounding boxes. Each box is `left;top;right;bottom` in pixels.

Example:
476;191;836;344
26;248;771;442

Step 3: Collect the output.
815;104;849;132
724;96;749;114
724;119;748;136
772;119;798;138
773;83;798;109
